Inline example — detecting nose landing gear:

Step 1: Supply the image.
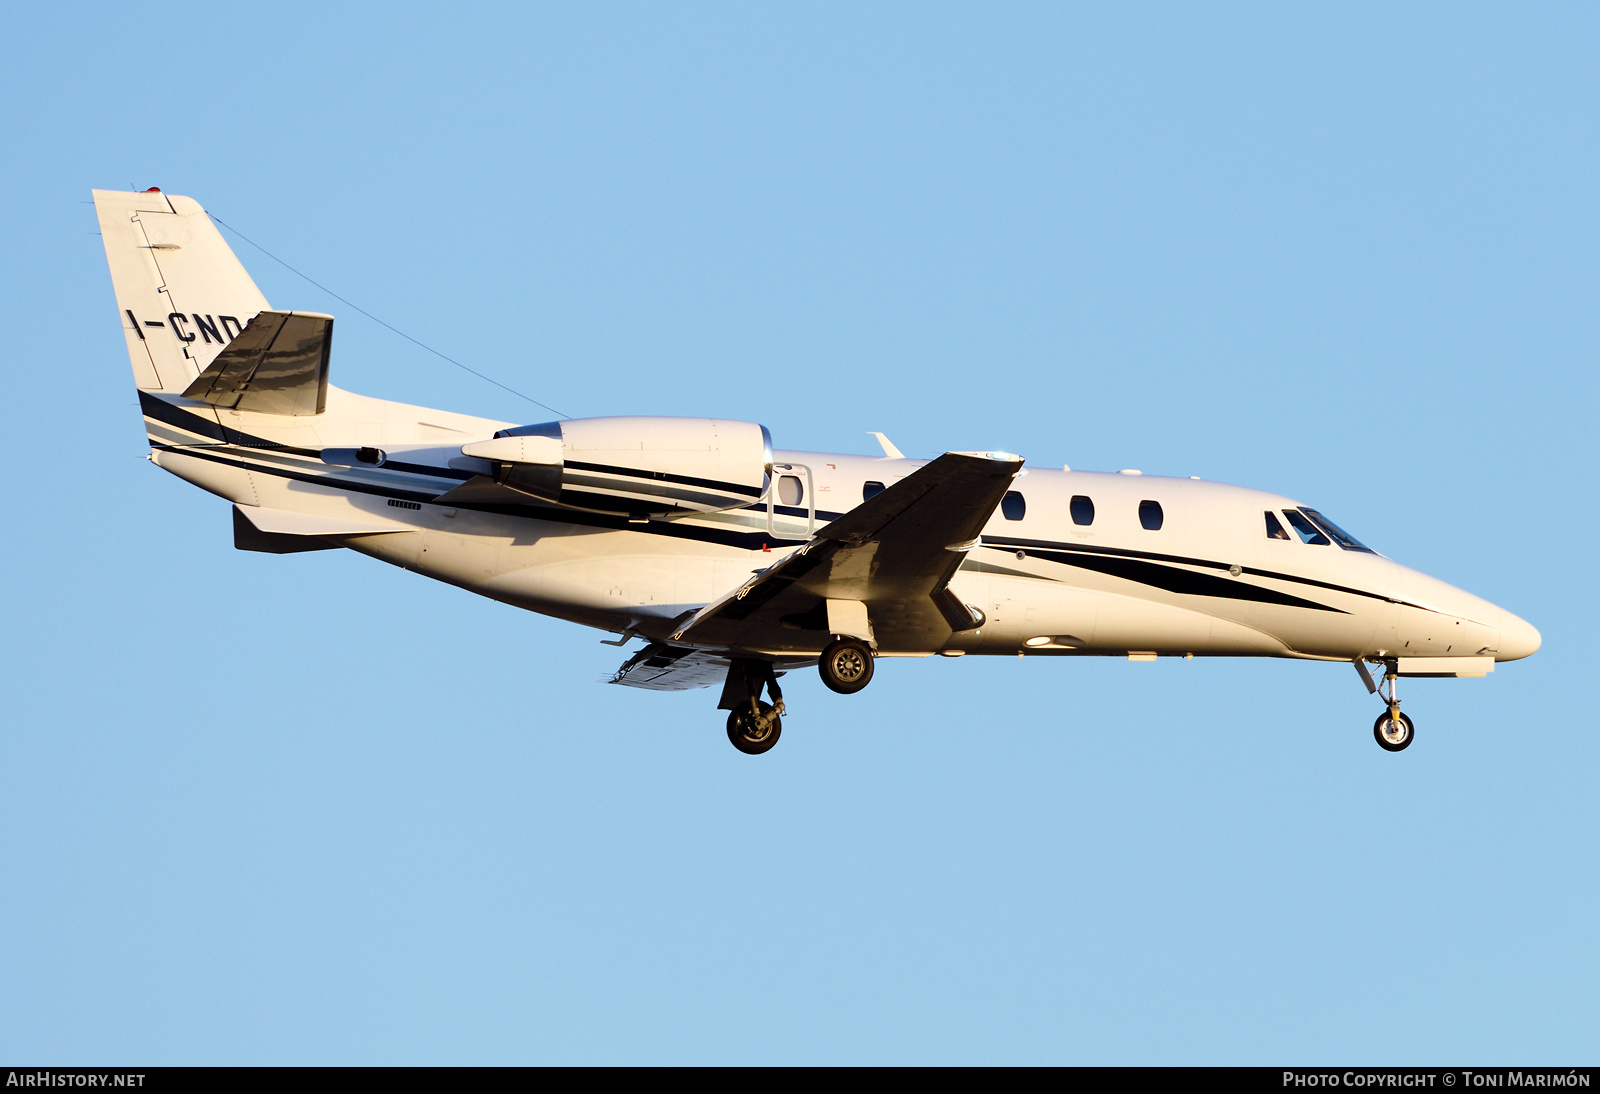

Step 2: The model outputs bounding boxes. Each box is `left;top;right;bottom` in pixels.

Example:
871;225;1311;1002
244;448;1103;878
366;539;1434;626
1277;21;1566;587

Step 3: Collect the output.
1358;658;1415;752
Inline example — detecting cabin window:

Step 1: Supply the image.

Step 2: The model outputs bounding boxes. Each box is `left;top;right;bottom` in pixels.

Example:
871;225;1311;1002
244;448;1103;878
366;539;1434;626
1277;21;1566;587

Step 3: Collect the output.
1282;509;1330;545
1139;500;1164;530
1301;508;1374;553
778;475;804;506
1070;495;1094;526
1265;511;1291;540
1001;491;1026;521
863;481;885;501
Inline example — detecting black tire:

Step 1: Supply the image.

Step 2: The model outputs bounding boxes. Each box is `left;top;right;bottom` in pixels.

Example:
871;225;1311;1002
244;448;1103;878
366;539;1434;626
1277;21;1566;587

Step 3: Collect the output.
819;637;875;695
1373;710;1414;752
727;702;782;755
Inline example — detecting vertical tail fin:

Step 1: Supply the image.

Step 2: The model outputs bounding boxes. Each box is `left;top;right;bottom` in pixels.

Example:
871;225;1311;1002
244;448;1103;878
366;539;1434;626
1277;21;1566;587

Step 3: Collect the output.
93;189;270;395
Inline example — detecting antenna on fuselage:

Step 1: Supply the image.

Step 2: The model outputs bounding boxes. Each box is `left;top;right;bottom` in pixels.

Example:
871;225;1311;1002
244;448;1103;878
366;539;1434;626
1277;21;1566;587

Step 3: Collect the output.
869;432;904;459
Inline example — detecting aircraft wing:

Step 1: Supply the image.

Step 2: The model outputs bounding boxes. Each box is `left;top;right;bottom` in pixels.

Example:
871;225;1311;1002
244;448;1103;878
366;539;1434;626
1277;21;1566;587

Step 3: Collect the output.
674;450;1023;652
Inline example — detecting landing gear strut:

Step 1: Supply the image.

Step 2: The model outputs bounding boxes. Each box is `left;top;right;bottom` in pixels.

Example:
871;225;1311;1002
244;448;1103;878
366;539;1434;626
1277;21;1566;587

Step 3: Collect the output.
720;659;785;755
1371;659;1414;752
819;637;874;694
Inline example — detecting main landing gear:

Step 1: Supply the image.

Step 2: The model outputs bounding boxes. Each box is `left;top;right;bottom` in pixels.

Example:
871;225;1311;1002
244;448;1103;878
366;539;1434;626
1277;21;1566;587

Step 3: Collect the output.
718;640;878;755
1361;658;1415;752
721;659;785;755
819;637;874;695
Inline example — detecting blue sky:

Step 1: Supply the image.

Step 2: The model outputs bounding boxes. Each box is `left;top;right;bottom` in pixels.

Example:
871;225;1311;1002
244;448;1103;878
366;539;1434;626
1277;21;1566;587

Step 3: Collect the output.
1;1;1594;1063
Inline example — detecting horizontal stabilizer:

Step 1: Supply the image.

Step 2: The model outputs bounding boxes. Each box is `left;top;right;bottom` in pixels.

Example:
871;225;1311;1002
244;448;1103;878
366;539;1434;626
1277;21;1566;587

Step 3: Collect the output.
183;311;333;416
236;503;405;538
233;506;341;554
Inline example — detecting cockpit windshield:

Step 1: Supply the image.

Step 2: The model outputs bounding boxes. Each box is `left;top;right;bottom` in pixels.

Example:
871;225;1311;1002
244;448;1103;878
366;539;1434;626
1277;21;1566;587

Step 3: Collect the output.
1300;508;1375;553
1282;509;1330;545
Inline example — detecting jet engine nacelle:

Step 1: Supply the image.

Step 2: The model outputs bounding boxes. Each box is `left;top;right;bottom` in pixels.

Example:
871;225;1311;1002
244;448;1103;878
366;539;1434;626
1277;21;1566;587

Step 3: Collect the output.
460;416;774;517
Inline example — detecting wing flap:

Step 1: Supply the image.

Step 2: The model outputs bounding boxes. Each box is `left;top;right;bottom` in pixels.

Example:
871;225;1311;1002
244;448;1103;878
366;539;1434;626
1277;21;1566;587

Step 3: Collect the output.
610;643;732;691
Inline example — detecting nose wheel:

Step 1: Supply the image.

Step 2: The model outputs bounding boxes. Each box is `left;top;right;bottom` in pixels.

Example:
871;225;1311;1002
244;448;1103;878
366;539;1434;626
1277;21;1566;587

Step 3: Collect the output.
1374;710;1414;751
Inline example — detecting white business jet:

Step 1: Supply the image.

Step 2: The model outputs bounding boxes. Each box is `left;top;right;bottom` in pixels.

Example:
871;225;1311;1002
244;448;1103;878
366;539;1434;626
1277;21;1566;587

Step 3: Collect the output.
94;188;1540;755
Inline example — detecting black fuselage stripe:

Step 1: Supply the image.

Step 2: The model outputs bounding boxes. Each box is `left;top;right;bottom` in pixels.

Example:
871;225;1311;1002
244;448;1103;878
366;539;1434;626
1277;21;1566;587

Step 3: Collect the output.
140;395;854;512
981;536;1404;607
140;391;320;455
142;392;483;480
1020;548;1345;613
158;446;788;551
378;458;472;481
159;445;441;502
565;460;764;498
139;390;226;441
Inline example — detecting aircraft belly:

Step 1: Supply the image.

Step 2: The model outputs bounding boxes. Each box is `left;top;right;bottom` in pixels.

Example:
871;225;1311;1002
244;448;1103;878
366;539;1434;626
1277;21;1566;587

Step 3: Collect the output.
419;528;504;584
1268;602;1380;658
491;538;750;623
342;529;423;569
1215;579;1389;658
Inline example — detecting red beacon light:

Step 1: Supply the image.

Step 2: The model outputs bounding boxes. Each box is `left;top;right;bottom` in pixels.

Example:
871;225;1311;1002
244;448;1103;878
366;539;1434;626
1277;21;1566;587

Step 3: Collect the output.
144;187;161;193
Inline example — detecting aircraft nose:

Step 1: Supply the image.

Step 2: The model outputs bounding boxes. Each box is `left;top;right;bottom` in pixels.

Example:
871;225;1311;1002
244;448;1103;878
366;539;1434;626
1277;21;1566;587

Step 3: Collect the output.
1495;611;1542;662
